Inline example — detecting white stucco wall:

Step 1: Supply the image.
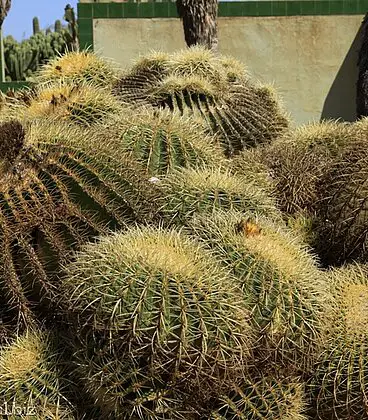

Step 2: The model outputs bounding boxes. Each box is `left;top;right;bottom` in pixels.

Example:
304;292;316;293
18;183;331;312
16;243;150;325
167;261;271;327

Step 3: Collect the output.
93;16;363;124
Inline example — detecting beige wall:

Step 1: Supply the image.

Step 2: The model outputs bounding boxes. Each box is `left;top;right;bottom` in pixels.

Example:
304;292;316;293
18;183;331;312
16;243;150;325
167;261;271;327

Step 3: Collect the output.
94;16;363;124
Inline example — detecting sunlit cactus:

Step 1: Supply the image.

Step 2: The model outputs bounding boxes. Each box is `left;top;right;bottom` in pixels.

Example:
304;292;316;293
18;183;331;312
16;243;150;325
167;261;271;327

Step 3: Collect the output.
309;263;368;419
102;108;226;176
188;210;329;374
62;227;252;418
36;51;117;87
114;47;289;156
9;81;122;126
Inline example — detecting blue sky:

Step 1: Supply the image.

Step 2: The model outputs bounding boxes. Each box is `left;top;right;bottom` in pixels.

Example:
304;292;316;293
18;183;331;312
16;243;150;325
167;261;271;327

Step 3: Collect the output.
3;0;78;41
2;0;243;41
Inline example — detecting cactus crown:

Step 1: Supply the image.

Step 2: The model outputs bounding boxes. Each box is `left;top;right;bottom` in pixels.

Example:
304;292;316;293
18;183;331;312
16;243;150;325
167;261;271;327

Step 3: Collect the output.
37;51;117;87
11;81;121;126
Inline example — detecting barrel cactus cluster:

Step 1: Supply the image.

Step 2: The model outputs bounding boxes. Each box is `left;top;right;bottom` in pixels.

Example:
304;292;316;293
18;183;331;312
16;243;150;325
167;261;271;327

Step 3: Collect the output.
0;46;367;419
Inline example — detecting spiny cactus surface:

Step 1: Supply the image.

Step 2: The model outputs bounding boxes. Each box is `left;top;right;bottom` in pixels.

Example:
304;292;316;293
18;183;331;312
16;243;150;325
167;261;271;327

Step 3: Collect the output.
159;167;280;226
62;227;252;418
36;51;117;87
189;210;329;373
0;119;159;331
314;138;368;266
100;109;225;176
0;329;75;419
9;81;121;126
114;47;289;156
211;376;307;420
310;264;368;419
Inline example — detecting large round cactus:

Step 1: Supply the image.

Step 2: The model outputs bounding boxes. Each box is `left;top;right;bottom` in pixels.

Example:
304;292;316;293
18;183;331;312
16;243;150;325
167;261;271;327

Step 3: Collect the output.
188;210;329;374
314;137;368;266
256;120;353;215
101;109;226;176
211;376;307;420
310;263;368;419
113;47;289;156
0;119;159;331
158;167;280;226
61;227;252;418
36;50;117;87
9;81;121;127
0;329;75;419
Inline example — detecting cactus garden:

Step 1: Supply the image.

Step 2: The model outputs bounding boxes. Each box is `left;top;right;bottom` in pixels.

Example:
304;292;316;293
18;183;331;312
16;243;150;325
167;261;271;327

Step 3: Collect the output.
0;47;367;419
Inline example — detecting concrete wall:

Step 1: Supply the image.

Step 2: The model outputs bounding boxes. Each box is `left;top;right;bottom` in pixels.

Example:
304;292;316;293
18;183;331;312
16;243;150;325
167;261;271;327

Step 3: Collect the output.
93;15;363;124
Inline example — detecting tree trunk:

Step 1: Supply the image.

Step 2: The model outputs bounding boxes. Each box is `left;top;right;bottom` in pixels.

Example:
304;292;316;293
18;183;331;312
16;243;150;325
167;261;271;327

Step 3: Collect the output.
357;13;368;119
0;0;11;28
176;0;219;50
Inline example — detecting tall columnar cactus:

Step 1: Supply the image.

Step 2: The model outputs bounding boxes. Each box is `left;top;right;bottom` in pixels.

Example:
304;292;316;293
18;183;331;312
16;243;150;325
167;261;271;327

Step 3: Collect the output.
103;109;226;176
309;264;368;419
4;29;72;81
113;47;289;156
32;17;40;35
0;329;75;419
188;210;329;374
54;20;62;33
37;51;117;88
314;135;368;266
10;81;122;127
211;376;307;420
158;167;280;226
61;227;252;418
0;119;160;331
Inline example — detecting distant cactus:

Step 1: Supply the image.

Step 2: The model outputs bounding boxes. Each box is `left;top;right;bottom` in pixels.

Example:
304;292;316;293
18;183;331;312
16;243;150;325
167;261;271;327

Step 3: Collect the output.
4;15;76;81
62;227;252;417
0;119;160;330
54;19;62;33
189;210;330;373
32;17;40;35
114;47;289;156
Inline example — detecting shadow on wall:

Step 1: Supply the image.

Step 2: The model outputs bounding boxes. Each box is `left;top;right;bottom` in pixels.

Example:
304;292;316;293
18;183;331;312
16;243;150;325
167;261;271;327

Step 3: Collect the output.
320;20;364;122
